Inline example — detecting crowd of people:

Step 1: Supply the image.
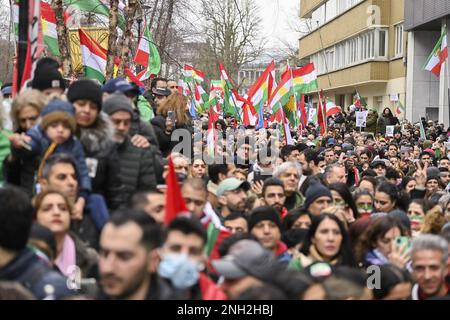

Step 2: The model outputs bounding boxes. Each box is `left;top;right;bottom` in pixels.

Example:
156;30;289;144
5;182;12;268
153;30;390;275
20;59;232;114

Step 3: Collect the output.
0;58;449;300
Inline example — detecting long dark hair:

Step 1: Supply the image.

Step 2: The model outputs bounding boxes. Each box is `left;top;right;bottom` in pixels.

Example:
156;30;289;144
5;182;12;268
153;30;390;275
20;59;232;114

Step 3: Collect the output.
329;183;359;219
400;176;416;193
282;208;312;231
383;108;394;118
300;214;356;267
375;182;409;212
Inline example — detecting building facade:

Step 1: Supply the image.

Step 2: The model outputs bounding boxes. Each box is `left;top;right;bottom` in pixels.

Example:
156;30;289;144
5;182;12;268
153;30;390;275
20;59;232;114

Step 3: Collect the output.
404;0;450;125
299;0;406;116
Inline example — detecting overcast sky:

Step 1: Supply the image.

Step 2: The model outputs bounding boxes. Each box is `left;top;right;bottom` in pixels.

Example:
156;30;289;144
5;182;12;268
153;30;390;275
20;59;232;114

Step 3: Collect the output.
258;0;301;49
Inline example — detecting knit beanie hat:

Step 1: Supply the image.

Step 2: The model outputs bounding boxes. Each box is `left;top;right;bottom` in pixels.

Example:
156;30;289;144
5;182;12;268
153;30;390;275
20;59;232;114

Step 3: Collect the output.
31;66;66;92
102;93;134;116
248;206;282;231
304;183;333;210
67;79;103;110
41;99;76;133
426;167;440;179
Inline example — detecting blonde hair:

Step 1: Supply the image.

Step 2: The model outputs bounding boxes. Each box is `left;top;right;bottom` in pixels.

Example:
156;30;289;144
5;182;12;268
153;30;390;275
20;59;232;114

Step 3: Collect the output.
420;206;447;234
11;89;46;131
156;92;189;125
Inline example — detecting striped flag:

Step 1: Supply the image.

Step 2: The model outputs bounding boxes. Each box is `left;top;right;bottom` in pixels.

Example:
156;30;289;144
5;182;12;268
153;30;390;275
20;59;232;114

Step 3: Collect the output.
268;70;293;116
424;25;448;77
281;63;319;94
396;100;405;115
65;0;126;30
246;61;275;113
325;98;342;117
206;107;216;158
79;29;108;83
183;65;205;83
133;22;161;80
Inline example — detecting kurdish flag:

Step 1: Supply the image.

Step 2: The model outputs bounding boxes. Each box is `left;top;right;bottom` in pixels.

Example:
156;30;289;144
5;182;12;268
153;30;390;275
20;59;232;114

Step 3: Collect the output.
246;61;275;113
282;63;318;94
79;29;108;83
183;65;205;83
40;1;60;56
134;23;161;80
424;25;448;77
269;70;293;112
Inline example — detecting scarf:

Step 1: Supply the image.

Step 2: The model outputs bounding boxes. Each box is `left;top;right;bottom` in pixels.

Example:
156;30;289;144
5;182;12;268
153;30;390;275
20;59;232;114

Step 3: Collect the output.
55;234;77;276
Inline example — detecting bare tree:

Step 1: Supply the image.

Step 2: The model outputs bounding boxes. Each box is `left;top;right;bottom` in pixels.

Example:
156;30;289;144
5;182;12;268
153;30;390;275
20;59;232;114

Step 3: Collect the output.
52;0;72;76
105;0;119;80
200;0;264;79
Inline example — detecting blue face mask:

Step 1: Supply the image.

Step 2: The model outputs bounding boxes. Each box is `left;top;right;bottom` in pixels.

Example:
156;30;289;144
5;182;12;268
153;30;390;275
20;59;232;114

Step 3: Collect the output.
158;254;199;289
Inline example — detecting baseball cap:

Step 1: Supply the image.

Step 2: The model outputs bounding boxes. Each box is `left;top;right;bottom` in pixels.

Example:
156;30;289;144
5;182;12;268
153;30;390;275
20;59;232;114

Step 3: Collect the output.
102;77;135;94
212;240;278;280
327;138;336;146
216;178;250;197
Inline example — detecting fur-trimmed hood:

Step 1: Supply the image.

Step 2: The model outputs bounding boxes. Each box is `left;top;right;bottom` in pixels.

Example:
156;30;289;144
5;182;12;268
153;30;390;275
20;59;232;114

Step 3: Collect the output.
77;112;115;157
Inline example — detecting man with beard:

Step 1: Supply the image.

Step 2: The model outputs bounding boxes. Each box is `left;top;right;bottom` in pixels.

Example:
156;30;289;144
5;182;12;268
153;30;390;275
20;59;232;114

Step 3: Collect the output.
299;149;321;176
103;93;159;203
273;162;304;210
248;206;291;265
98;210;177;300
261;178;286;214
217;178;250;219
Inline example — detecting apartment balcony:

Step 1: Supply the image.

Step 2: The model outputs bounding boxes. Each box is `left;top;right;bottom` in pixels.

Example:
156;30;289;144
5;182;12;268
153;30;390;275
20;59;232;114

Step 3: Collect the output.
315;61;389;91
300;0;326;18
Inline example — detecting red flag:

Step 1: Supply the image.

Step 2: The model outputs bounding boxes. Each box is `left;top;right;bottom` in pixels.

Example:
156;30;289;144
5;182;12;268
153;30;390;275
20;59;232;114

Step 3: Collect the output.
299;94;307;127
164;155;189;226
318;90;327;136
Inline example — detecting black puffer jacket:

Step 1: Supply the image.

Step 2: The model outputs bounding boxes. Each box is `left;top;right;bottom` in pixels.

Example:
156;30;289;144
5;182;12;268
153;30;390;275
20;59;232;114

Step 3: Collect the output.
116;137;159;203
151;115;193;157
76;113;126;210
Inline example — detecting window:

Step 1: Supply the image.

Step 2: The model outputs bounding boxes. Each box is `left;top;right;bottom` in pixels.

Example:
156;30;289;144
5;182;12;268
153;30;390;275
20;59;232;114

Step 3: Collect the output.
308;28;388;75
395;24;404;57
377;29;387;58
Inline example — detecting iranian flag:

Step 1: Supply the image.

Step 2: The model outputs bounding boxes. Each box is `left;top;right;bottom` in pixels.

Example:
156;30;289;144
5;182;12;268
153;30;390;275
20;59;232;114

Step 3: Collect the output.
65;0;125;30
183;65;205;83
201;203;231;259
194;84;209;112
424;26;448;77
79;29;108;83
134;23;161;80
325;98;342;117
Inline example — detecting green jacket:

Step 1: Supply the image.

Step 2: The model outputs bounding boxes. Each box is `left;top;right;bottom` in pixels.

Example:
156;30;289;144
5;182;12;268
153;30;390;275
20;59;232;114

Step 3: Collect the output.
0;129;12;185
137;96;155;122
